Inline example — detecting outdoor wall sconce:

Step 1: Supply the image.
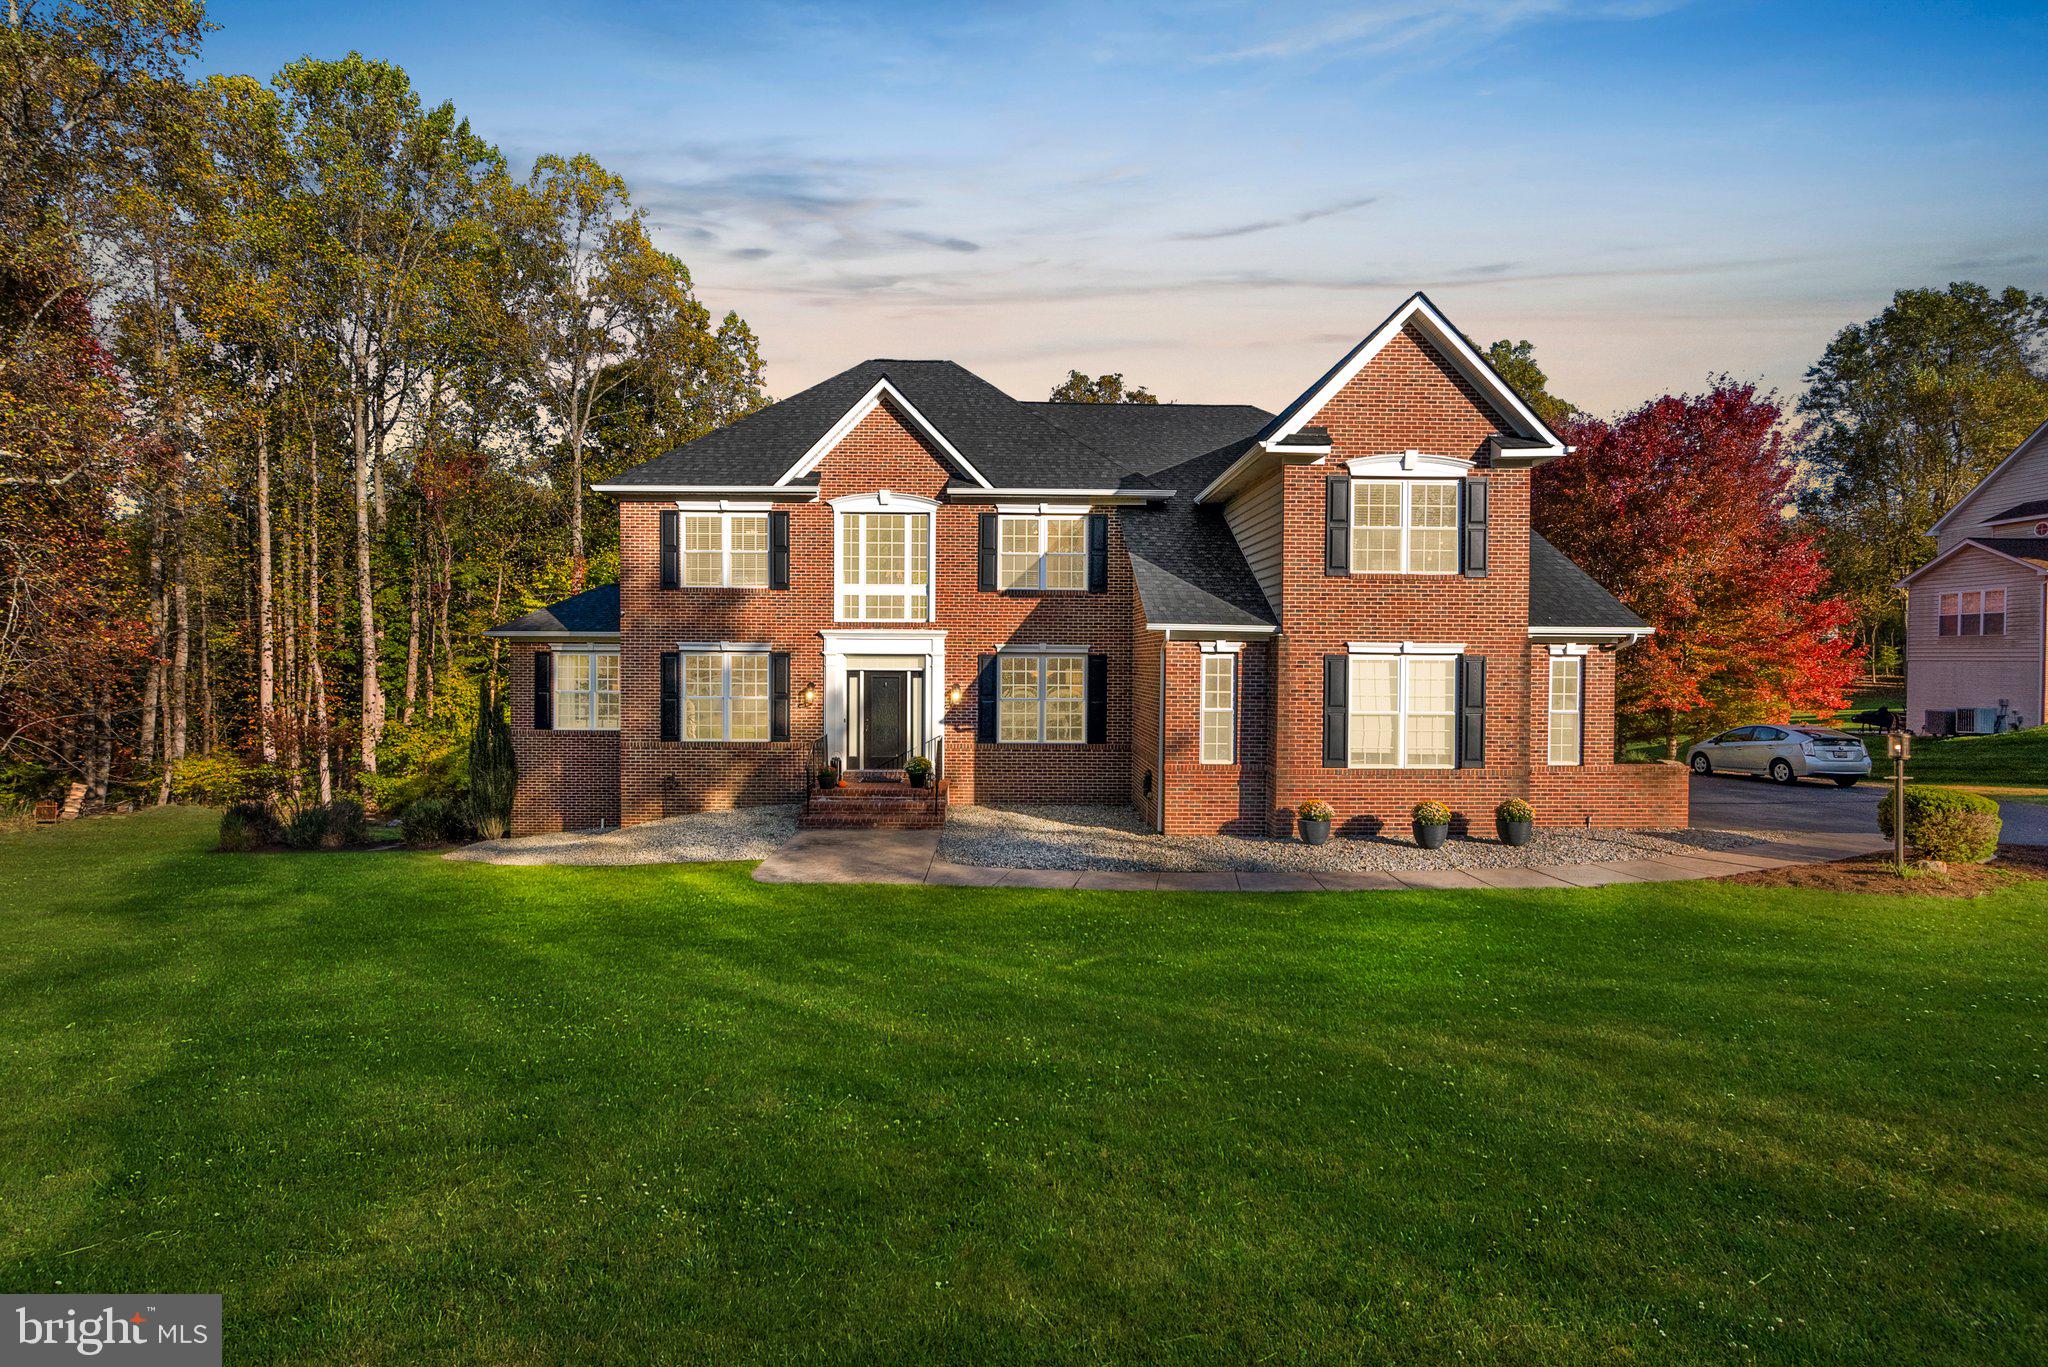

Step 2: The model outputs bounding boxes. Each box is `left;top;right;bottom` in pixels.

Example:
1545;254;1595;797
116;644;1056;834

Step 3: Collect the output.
947;685;963;706
802;684;818;706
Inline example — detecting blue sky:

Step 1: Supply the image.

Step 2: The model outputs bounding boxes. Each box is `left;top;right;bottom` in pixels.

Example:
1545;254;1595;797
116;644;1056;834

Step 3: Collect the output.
203;1;2048;416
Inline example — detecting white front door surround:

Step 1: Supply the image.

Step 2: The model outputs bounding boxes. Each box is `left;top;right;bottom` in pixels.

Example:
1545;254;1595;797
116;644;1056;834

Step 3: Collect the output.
820;630;947;768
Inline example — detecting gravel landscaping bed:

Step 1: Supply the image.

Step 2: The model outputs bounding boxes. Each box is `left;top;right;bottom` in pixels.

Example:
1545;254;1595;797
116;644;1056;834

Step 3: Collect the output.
447;805;799;866
940;803;1761;873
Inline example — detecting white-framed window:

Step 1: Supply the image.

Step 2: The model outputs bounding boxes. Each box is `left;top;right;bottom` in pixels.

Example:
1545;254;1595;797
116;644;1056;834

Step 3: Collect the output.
682;651;770;742
998;514;1088;591
552;650;620;731
1351;479;1458;574
1200;654;1235;764
1346;654;1456;768
1548;656;1583;766
681;512;769;588
839;509;931;621
998;653;1087;744
1938;588;2005;637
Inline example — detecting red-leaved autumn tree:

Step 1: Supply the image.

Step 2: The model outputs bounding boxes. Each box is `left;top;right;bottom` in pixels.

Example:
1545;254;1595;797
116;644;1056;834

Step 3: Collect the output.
1535;380;1863;756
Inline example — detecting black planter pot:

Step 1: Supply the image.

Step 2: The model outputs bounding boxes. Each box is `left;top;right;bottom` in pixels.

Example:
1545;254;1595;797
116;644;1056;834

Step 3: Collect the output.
1497;818;1534;847
1413;821;1451;850
907;769;930;789
819;772;841;790
1299;816;1332;846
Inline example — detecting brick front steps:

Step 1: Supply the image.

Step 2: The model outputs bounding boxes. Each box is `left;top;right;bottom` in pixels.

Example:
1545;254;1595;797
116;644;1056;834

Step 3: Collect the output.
799;777;948;830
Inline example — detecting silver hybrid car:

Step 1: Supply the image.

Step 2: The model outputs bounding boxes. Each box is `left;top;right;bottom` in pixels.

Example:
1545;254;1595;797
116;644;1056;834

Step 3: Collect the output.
1686;725;1871;787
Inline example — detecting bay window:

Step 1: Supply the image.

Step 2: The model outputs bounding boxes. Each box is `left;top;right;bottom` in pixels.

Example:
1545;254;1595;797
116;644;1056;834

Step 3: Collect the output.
552;650;620;731
1351;479;1459;574
1346;654;1455;768
998;653;1086;743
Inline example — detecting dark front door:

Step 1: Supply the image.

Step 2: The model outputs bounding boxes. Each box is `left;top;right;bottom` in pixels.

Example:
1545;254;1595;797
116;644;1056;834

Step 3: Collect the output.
860;671;910;768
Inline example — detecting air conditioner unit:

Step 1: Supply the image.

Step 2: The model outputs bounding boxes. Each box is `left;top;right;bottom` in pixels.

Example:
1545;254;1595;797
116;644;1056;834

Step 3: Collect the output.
1954;707;2000;735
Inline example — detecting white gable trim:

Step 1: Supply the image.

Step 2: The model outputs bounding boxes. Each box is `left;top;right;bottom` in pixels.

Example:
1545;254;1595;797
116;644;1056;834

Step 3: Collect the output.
775;378;992;489
1267;292;1564;455
1927;417;2048;538
1897;537;2048;588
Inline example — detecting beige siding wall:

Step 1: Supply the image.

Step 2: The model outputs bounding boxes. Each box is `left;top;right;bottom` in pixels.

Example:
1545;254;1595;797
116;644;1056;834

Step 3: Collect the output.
1223;473;1285;620
1906;546;2046;729
1937;425;2048;552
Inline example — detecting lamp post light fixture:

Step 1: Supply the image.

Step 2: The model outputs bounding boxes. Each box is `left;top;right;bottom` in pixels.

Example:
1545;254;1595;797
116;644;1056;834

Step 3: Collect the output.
1888;727;1911;871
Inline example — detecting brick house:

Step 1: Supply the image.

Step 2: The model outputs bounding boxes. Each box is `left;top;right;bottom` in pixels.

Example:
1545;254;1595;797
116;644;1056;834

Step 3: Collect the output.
487;293;1685;838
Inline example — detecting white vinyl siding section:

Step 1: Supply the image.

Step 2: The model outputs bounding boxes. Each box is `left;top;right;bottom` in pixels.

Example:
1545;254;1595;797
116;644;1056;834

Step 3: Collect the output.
1547;656;1582;766
1223;474;1285;617
1935;424;2048;552
1905;546;2046;732
1200;655;1235;764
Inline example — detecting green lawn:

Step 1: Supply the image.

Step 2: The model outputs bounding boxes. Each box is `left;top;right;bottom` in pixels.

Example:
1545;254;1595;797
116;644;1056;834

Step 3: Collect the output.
3;810;2044;1362
1856;724;2048;797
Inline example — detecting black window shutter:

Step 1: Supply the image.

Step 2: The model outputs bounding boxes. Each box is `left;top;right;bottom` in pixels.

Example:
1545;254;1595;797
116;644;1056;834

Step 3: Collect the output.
533;650;554;731
769;511;791;590
1461;477;1489;577
976;654;998;742
1086;513;1109;592
659;652;679;742
1322;654;1347;766
978;513;997;592
1458;655;1486;768
1086;654;1108;743
770;651;791;741
1325;475;1350;575
659;509;679;589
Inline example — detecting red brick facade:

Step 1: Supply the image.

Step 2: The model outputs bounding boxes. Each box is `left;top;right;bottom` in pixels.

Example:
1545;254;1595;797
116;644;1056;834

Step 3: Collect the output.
504;319;1685;838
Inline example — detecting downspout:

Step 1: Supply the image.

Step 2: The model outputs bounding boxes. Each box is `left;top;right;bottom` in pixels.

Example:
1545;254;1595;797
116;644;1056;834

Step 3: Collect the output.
1157;639;1168;832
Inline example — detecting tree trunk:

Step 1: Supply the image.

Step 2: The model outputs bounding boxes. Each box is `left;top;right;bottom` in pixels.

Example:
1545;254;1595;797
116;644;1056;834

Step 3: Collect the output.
158;546;189;804
352;410;384;773
569;426;587;591
139;517;166;767
255;413;277;764
402;536;421;725
308;417;334;805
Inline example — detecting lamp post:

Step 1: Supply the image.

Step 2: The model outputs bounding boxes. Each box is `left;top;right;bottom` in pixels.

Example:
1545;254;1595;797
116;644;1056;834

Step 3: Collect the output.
1888;727;1911;871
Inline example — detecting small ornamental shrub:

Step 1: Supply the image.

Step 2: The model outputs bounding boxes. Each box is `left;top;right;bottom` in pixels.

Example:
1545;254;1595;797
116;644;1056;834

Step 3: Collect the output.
1878;786;2000;864
401;797;474;847
218;801;280;852
1412;800;1453;827
1496;797;1534;824
283;806;330;850
285;797;369;851
1299;799;1334;822
904;755;933;778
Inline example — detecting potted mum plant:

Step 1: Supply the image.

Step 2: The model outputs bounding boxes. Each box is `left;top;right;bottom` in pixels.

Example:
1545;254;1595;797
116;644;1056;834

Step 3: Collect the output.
1412;800;1453;849
1298;799;1334;846
818;760;842;790
1495;797;1535;847
904;754;933;789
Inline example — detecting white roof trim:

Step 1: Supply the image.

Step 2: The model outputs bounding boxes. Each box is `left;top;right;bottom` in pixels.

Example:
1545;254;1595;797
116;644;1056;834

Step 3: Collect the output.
482;629;620;641
775;378;992;489
676;641;772;653
1155;623;1278;638
1527;625;1654;640
1267;292;1564;455
1926;417;2048;538
1897;537;2048;587
946;486;1173;502
1347;640;1466;655
590;484;816;498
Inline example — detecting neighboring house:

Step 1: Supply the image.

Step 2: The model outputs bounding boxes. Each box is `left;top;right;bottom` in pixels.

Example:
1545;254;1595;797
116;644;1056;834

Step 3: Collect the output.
1902;417;2048;734
486;292;1682;837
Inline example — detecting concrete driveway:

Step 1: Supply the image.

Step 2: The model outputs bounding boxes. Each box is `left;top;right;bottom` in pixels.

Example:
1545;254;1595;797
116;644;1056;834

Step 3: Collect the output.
1689;773;2048;845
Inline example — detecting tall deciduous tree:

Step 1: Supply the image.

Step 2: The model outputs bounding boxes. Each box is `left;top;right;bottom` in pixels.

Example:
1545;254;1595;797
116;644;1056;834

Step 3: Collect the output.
1536;381;1863;756
1483;339;1578;430
1048;371;1158;404
1798;283;2048;660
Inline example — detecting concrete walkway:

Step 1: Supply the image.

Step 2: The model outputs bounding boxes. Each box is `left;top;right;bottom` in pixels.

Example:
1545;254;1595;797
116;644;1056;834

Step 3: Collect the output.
751;828;1892;891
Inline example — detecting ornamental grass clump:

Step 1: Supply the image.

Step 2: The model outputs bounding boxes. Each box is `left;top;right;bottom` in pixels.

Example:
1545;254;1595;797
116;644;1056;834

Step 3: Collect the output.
1877;786;2000;864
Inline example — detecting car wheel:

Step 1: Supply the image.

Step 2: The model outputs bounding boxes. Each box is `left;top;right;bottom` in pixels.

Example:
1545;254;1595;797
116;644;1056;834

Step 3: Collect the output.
1690;753;1712;775
1833;776;1859;788
1769;759;1795;785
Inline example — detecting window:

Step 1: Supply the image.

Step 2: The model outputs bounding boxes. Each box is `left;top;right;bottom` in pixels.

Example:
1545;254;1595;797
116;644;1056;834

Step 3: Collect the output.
682;652;770;742
840;511;930;621
1351;480;1458;574
552;650;619;731
1200;654;1236;764
1346;654;1456;768
998;654;1086;743
1548;656;1582;766
681;512;769;588
1938;588;2004;637
998;514;1087;591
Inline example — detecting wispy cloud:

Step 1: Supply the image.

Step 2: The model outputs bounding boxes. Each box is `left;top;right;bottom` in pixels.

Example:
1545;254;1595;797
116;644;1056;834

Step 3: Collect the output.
1170;195;1378;241
1199;1;1683;66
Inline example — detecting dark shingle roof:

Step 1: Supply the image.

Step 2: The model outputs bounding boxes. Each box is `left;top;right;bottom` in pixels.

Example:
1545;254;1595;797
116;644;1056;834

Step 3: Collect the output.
485;583;620;637
1528;534;1647;631
1962;537;2048;570
608;360;1139;491
1985;499;2048;524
